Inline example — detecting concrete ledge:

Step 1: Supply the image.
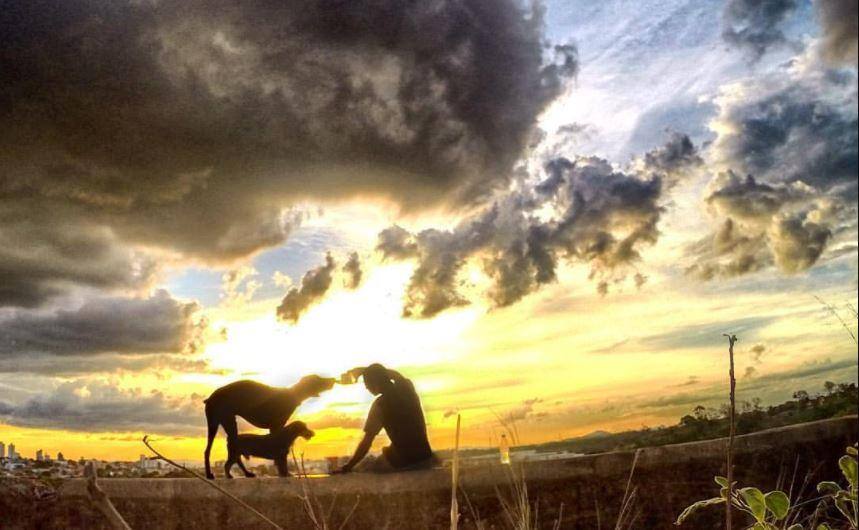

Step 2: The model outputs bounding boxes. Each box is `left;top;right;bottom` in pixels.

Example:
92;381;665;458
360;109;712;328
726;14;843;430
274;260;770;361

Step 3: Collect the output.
14;417;859;529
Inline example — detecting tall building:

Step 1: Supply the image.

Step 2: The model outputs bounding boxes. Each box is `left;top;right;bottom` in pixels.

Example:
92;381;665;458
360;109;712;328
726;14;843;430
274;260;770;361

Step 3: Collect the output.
0;441;5;459
36;449;44;461
8;443;17;460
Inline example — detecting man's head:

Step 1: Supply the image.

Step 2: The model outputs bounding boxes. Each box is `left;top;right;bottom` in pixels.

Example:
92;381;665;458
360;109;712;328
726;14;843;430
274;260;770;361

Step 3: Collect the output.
362;363;393;395
292;375;336;399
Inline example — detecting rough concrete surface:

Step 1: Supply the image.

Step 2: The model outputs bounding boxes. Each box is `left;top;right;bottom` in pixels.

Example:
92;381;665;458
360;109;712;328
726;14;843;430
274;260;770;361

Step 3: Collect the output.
2;416;856;529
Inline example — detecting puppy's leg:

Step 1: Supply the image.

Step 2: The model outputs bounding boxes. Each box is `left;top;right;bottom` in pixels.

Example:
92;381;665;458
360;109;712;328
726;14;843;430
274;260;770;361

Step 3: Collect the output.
203;407;219;480
236;455;256;478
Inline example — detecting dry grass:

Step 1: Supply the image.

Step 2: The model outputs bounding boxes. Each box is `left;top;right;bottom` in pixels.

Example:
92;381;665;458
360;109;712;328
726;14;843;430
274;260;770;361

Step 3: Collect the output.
291;451;360;530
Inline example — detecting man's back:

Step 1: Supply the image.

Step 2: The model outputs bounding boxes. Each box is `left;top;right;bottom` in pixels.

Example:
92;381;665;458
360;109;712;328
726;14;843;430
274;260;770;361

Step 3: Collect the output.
372;379;433;465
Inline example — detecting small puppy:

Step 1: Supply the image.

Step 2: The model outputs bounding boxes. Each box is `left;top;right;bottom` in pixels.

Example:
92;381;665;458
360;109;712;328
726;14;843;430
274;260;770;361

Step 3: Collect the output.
225;421;315;478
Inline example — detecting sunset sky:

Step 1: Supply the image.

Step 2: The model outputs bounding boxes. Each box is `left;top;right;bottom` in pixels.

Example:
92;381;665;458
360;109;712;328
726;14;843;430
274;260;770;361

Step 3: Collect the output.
1;0;856;464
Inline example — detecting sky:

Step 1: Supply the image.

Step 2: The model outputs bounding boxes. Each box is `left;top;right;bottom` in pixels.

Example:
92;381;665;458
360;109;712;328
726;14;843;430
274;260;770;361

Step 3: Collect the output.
0;0;856;463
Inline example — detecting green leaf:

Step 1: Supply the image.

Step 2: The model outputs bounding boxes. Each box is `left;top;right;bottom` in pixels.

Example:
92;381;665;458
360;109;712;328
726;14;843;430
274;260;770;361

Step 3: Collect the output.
847;445;857;457
786;525;803;530
715;476;729;487
675;497;724;525
739;487;767;522
815;524;832;530
764;490;790;520
833;494;852;522
839;454;858;489
817;481;841;495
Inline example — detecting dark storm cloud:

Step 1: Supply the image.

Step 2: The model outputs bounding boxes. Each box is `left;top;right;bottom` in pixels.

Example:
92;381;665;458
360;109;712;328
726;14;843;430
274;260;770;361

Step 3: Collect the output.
0;290;204;357
342;252;363;290
814;0;858;66
0;214;159;308
641;133;703;185
721;0;797;60
705;173;813;223
374;135;703;317
710;71;858;197
276;253;336;323
376;225;420;260
0;0;576;309
0;379;204;435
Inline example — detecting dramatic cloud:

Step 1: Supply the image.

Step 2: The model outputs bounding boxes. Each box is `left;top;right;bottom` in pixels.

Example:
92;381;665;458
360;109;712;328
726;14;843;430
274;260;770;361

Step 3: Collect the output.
689;58;857;280
686;217;771;280
814;0;858;66
276;253;336;323
0;0;576;308
641;133;704;183
721;0;797;60
376;136;701;317
0;379;203;435
220;266;261;307
0;217;158;308
342;252;363;290
709;67;858;197
0;354;223;377
0;290;204;357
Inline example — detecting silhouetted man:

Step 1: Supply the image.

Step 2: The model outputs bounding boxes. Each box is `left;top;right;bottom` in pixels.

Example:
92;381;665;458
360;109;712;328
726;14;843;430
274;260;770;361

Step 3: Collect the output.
335;363;436;473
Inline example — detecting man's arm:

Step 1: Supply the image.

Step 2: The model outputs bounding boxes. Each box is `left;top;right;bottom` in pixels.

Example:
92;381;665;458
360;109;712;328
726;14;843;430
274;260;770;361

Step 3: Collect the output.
337;432;374;473
335;397;384;473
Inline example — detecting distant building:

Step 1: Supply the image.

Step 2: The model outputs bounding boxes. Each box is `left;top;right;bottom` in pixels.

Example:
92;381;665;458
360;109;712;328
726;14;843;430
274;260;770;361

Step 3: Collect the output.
0;441;5;459
57;452;65;461
36;449;44;461
8;443;17;460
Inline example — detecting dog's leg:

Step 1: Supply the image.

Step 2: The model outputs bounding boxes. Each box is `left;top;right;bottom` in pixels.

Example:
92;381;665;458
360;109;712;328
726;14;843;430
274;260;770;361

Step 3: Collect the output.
276;456;290;477
220;416;240;479
203;407;219;480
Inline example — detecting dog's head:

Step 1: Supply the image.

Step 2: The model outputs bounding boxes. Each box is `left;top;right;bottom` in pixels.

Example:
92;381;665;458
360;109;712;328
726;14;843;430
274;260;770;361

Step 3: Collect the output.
293;375;336;399
286;421;315;441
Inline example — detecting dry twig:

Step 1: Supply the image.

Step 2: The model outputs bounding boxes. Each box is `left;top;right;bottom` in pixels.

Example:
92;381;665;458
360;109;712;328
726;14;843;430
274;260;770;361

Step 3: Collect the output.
84;461;132;530
722;333;738;530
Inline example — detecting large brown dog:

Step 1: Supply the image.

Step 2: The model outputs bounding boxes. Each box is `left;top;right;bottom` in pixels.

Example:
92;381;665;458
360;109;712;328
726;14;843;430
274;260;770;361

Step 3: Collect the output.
225;421;315;478
203;376;335;479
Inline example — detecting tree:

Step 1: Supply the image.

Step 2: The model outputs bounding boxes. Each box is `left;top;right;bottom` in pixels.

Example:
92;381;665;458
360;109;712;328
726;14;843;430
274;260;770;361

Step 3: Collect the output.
793;390;809;401
824;381;836;395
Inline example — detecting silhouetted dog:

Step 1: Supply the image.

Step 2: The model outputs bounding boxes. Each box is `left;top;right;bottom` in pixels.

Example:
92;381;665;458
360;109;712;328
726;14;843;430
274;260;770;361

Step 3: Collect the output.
225;421;315;478
203;376;335;479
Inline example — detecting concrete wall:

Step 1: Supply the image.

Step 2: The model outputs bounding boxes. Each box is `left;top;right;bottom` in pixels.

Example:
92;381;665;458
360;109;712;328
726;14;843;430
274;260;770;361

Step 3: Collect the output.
6;416;857;529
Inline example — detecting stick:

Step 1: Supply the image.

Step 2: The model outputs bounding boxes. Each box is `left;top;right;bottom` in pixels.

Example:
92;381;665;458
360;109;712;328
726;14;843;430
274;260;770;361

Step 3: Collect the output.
722;333;738;530
84;461;132;530
451;414;461;530
142;435;283;530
